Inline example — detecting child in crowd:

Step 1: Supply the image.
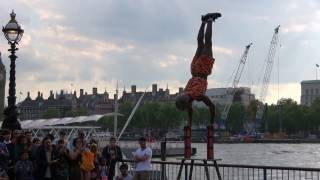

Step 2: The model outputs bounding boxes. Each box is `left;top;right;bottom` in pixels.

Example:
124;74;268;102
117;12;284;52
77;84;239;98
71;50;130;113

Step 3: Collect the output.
116;164;132;180
81;143;95;180
15;151;34;180
90;144;100;180
99;158;108;180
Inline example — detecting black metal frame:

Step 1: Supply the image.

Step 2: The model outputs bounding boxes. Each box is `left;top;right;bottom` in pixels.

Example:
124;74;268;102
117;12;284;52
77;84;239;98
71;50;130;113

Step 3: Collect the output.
121;159;320;180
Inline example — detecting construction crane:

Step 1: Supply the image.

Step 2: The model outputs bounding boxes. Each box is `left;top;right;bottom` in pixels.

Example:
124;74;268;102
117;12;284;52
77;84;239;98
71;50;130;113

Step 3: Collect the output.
255;25;280;130
220;43;252;127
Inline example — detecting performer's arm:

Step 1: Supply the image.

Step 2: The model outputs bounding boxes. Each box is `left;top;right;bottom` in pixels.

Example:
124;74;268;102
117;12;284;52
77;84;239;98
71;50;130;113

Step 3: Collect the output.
200;95;216;125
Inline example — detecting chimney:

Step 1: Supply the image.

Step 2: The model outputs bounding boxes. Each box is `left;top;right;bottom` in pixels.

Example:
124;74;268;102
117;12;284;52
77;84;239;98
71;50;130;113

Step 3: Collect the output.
73;91;77;96
37;91;40;97
93;87;98;95
27;92;30;98
179;87;184;94
152;84;157;95
131;85;136;93
48;91;54;100
60;90;64;95
80;89;84;96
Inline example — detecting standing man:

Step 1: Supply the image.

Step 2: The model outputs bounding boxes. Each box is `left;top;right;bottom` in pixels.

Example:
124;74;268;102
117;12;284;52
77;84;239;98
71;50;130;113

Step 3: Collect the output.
102;136;123;180
133;137;152;180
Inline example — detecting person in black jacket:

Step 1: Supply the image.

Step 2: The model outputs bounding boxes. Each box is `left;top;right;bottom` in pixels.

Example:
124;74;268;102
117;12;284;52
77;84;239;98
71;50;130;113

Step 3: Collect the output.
34;136;58;180
102;137;123;180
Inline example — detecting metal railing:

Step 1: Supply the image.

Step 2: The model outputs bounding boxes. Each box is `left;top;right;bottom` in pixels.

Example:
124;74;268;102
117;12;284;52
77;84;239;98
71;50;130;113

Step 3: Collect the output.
121;159;320;180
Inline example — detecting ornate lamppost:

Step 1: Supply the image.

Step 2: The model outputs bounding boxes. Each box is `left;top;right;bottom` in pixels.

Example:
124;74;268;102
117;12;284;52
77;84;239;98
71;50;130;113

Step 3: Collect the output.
1;10;24;130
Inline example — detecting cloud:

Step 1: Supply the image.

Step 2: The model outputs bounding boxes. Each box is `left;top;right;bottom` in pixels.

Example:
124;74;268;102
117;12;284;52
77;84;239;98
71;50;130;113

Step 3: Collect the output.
282;24;307;33
1;0;320;106
213;46;233;56
159;54;188;68
254;83;301;105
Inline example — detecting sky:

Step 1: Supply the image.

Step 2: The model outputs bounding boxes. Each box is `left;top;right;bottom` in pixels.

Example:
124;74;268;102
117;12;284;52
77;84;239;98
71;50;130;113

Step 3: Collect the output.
0;0;319;105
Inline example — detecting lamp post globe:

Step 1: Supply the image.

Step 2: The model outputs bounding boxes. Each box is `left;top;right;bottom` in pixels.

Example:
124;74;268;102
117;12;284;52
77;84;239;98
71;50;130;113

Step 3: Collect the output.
1;10;23;130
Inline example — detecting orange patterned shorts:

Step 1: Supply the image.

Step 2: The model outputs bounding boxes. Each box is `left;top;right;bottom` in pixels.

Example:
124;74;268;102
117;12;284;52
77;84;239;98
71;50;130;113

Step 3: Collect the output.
185;77;208;100
191;55;214;76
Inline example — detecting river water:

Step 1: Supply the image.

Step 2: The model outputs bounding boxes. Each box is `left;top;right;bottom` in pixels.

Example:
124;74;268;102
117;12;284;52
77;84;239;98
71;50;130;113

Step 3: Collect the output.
163;143;320;168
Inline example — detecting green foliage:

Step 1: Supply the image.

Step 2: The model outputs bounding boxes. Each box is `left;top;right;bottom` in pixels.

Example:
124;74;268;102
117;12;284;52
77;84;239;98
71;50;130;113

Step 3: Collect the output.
226;103;245;133
65;107;89;117
97;97;320;135
42;107;60;119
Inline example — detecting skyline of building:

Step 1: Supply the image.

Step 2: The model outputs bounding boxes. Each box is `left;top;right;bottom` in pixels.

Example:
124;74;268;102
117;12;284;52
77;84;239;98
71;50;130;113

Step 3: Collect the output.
300;80;320;106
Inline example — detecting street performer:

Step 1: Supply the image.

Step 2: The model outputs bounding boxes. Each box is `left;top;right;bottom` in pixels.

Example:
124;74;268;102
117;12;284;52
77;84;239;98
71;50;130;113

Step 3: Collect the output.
176;13;221;127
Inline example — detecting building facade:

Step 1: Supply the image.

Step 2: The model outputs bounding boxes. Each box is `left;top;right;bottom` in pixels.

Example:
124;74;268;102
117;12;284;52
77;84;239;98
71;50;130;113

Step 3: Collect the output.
0;53;6;121
120;84;178;104
19;91;77;120
205;87;255;106
300;80;320;106
19;87;114;120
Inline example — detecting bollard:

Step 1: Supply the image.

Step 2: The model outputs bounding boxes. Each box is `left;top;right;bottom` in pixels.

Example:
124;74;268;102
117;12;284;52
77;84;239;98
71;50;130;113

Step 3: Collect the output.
184;126;191;159
160;141;166;180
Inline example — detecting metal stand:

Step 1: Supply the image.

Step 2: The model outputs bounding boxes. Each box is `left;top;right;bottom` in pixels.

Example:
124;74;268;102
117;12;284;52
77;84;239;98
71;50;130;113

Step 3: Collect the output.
176;158;222;180
181;125;220;179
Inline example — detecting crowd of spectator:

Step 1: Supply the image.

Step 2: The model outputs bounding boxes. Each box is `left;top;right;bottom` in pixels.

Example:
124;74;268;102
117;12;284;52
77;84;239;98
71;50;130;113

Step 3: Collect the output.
0;129;152;180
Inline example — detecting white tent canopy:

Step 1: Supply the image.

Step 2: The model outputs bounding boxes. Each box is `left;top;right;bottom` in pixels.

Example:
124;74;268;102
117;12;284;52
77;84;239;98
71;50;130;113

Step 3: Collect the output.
0;112;123;129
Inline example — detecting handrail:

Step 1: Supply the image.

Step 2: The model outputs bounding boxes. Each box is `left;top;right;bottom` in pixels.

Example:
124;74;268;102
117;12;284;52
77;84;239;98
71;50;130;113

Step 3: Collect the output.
121;159;320;172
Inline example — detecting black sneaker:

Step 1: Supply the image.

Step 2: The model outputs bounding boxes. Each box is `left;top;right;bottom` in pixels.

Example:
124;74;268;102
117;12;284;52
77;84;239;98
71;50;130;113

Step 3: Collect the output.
201;15;206;22
204;12;222;21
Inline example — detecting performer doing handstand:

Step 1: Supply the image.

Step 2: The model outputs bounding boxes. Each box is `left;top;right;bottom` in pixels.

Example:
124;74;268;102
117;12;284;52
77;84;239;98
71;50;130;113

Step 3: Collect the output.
176;13;221;127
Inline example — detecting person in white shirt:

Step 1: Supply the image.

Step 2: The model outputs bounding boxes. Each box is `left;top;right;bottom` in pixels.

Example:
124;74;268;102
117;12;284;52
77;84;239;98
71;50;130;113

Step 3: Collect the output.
133;137;152;180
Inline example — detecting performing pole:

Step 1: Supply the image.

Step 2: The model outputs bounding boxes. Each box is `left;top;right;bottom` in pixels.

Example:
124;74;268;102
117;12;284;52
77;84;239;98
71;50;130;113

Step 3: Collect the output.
184;126;191;159
207;125;214;159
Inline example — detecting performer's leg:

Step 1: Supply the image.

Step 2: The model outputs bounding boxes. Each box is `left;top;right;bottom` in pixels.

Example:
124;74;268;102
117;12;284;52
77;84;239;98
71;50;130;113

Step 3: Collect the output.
201;19;213;57
194;20;206;58
199;95;215;124
201;12;221;57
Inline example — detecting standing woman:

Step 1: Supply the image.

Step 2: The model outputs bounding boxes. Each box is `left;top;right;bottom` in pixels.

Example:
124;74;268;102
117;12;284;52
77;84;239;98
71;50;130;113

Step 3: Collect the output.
69;137;83;180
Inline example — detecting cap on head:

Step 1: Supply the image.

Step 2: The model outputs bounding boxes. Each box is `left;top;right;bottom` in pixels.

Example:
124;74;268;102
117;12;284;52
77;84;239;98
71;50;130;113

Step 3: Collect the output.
138;137;146;142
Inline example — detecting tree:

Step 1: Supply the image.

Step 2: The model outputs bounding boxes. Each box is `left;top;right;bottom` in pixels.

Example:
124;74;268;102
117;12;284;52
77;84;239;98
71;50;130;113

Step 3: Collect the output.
42;107;60;119
226;103;245;133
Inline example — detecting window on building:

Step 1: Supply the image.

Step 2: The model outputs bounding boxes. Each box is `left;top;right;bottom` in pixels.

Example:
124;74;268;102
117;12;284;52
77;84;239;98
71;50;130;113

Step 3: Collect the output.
306;89;309;95
316;89;319;95
311;89;314;95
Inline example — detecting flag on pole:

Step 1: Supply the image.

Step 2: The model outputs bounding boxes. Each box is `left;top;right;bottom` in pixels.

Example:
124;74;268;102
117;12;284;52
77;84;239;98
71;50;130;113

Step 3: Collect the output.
316;64;319;67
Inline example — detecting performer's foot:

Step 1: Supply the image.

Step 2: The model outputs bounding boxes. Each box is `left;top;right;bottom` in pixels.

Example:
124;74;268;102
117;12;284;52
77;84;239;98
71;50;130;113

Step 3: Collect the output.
201;15;206;22
204;12;221;21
